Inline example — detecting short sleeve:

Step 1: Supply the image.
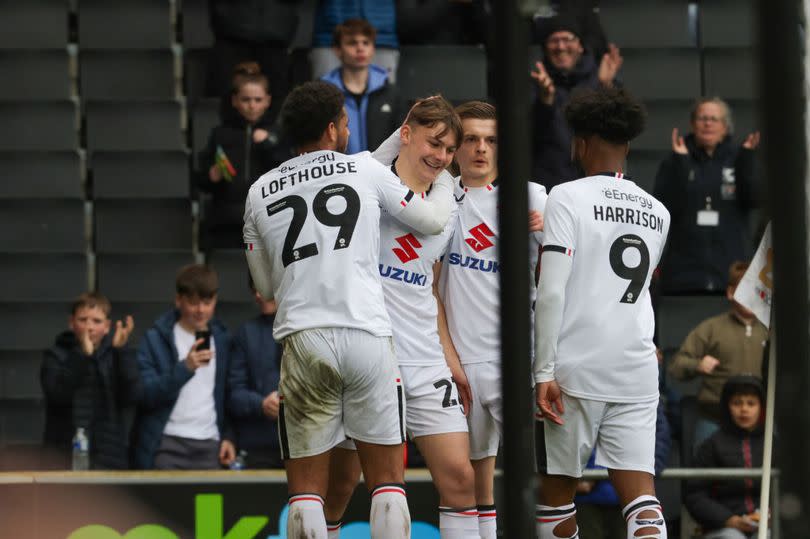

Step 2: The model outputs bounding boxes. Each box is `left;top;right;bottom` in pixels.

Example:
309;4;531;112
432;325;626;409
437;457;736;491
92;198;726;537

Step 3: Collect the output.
542;188;577;255
242;195;261;247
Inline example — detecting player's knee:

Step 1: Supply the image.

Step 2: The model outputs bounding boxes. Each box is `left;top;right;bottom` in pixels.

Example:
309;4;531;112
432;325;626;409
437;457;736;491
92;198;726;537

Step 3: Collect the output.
439;459;476;499
623;496;666;539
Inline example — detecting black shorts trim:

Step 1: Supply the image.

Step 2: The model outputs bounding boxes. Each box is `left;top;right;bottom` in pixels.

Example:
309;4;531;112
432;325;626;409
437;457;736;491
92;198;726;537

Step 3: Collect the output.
397;385;406;442
534;417;549;475
278;401;290;460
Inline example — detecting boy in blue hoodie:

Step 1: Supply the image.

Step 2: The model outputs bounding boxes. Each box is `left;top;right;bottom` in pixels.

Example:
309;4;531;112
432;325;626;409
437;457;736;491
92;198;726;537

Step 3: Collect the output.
321;18;402;155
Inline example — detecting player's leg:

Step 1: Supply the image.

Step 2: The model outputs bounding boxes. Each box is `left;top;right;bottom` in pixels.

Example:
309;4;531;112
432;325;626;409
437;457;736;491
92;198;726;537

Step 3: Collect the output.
285;452;331;538
324;442;362;538
470;457;497;538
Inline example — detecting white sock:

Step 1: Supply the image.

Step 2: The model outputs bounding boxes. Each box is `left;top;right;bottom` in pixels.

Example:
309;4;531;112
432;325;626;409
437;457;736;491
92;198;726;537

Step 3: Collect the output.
288;494;327;539
536;503;578;538
369;483;410;539
477;504;496;539
623;495;666;539
439;506;480;538
326;519;342;539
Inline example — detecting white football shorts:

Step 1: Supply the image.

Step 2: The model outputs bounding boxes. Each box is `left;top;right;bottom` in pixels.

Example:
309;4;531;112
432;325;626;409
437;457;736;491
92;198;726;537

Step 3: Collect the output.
465;361;503;460
277;328;406;459
400;363;468;439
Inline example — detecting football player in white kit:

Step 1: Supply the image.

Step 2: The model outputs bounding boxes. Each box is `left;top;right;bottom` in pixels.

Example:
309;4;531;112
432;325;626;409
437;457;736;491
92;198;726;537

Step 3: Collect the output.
533;87;671;539
438;101;548;539
243;81;456;539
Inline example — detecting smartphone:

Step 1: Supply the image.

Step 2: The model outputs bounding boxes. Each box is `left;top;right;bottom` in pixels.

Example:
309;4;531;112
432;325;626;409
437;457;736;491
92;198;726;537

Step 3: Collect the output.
195;329;211;351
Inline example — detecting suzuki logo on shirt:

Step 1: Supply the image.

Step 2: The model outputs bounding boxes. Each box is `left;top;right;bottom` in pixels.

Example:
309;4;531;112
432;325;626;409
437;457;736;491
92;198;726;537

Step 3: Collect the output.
393;233;422;263
465;223;495;252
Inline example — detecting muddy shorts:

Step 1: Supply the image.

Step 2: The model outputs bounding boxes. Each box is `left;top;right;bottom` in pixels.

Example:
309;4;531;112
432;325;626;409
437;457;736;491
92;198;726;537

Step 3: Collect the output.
278;328;406;459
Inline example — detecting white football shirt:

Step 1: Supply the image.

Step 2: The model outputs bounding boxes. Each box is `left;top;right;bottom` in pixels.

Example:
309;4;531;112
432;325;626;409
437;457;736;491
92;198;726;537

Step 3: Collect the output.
243;150;448;340
440;179;547;365
538;172;671;402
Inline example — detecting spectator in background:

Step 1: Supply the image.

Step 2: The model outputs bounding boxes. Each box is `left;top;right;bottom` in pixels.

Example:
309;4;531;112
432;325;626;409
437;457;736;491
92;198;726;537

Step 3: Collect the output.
206;0;301;120
396;0;487;45
654;98;761;294
226;277;284;469
321;19;401;155
532;0;608;60
668;262;768;448
131;265;236;470
41;293;139;469
310;0;399;81
198;62;291;250
530;14;622;191
685;375;767;538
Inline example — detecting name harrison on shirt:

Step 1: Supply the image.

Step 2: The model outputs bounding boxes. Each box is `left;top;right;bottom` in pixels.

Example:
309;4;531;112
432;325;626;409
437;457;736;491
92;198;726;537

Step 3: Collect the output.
593;205;664;233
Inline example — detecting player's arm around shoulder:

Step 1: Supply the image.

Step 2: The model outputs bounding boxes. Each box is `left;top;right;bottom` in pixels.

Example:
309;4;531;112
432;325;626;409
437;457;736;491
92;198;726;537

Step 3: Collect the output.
371;128;402;166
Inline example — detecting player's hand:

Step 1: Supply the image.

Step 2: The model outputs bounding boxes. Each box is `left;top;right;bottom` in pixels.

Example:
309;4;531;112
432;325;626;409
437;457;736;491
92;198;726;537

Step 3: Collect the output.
184;339;212;371
742;131;761;150
209;165;223;183
671;128;688;155
219;439;236;466
112;315;134;349
253;128;269;144
79;328;94;356
725;515;756;533
262;391;280;419
450;365;473;417
529;210;544;233
530;61;555;106
598;43;623;87
536;380;565;425
697;354;720;375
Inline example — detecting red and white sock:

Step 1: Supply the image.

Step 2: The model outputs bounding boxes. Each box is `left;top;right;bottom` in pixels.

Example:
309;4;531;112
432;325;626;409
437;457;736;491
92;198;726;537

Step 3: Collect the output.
477;504;497;539
288;493;327;539
326;519;342;539
370;483;410;539
439;506;480;538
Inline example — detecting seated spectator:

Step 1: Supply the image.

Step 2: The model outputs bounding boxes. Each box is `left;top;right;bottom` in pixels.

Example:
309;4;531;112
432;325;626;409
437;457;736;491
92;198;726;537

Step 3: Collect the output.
321;19;402;155
668;262;768;448
685;375;767;538
131;265;235;470
226;277;284;469
40;293;139;469
654;98;761;294
530;13;622;191
310;1;399;81
396;0;487;45
198;62;291;250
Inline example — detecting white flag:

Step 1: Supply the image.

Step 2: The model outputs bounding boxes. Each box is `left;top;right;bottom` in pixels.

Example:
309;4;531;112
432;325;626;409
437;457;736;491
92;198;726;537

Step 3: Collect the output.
733;223;773;328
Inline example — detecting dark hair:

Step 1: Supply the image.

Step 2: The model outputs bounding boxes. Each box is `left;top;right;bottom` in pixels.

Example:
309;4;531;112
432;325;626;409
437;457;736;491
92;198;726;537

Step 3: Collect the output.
564;87;647;144
281;81;345;148
231;61;270;95
455;100;496;122
332;18;377;47
728;261;750;288
176;264;219;299
405;95;463;146
71;292;111;317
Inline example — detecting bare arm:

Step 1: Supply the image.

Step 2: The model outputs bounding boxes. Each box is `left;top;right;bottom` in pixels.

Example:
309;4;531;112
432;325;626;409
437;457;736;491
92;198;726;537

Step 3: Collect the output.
433;261;471;415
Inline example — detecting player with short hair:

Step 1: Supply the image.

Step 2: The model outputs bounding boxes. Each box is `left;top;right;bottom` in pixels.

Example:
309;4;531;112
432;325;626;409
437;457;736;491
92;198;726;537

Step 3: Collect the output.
243;80;456;539
533;87;671;539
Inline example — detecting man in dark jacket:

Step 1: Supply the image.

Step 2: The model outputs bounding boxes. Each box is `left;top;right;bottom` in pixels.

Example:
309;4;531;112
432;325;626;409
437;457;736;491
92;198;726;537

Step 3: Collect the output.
131;264;235;470
226;279;283;468
41;292;139;469
654;98;761;294
685;375;766;537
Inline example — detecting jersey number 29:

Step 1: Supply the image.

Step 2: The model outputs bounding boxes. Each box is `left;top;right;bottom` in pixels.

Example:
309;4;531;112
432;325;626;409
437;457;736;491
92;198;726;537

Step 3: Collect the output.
609;234;650;304
266;183;360;267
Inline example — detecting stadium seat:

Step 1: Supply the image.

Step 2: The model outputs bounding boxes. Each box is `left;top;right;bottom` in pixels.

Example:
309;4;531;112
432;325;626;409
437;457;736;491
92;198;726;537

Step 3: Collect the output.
619;49;701;100
699;0;755;48
0;398;44;444
78;0;172;50
182;0;215;50
600;0;694;48
632;100;692;152
0;0;68;49
0;199;85;252
626;150;668;194
85;100;185;151
0;253;88;302
727;99;758;137
657;295;728;357
397;45;488;102
0;101;78;151
0;151;83;199
94;198;192;252
703;48;757;100
184;48;211;104
92;151;189;199
108;301;168;343
0;350;43;400
0;302;68;349
80;50;177;100
191;98;220;169
216;301;257;333
0;50;72;100
208;249;249;302
97;251;196;302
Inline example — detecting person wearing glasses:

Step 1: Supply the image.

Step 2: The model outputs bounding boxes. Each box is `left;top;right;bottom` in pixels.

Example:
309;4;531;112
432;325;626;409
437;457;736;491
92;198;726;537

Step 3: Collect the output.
653;98;761;294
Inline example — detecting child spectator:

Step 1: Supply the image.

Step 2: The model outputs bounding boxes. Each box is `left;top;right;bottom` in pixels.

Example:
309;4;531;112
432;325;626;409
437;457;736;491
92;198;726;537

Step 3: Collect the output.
131;265;235;470
321;19;402;155
668;262;768;447
685;375;767;538
226;277;283;468
40;293;139;469
198;62;290;250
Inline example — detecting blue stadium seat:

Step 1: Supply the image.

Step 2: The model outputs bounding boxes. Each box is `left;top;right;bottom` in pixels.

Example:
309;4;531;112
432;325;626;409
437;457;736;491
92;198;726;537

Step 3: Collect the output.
85;100;185;151
97;251;195;302
0;0;67;49
80;50;177;100
397;45;488;102
0;151;83;199
0;101;78;151
0;50;72;100
78;0;172;50
92;151;189;199
0;253;88;302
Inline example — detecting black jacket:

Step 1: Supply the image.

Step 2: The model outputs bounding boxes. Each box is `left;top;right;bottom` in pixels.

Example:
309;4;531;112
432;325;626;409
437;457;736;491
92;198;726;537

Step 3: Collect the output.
209;0;300;45
654;135;759;293
41;331;141;469
685;375;766;531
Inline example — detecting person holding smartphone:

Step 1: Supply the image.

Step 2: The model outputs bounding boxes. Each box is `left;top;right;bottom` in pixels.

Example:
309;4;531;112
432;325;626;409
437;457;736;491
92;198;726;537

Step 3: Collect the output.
132;264;236;470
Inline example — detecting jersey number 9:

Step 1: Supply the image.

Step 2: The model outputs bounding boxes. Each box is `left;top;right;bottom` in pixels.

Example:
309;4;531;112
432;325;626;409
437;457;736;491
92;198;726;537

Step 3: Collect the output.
609;234;650;304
